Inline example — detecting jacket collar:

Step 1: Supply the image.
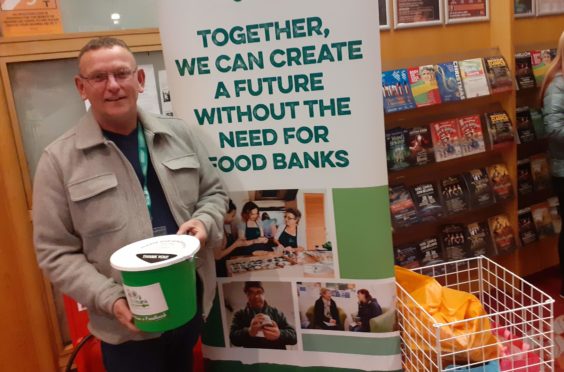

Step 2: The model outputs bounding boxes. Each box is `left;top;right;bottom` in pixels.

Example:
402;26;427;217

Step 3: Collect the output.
75;106;174;150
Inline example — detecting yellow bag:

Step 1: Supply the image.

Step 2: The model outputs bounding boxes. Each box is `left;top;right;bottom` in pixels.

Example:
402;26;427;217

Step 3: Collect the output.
396;266;500;365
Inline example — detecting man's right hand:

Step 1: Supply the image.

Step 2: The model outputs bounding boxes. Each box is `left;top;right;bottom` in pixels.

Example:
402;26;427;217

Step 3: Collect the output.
113;298;140;333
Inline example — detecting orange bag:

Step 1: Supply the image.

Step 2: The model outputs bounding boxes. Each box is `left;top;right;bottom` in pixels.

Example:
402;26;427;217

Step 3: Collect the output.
396;266;500;365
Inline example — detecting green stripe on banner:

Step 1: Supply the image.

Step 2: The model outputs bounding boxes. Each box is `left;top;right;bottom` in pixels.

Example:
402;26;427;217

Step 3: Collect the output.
201;294;225;347
205;360;403;372
302;334;400;355
333;186;394;279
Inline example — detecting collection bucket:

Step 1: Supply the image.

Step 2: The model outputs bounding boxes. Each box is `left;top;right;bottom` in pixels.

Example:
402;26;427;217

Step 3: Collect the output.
110;235;200;332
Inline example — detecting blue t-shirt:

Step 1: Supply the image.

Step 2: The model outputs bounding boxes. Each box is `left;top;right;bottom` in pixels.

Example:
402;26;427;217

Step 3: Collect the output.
103;127;178;235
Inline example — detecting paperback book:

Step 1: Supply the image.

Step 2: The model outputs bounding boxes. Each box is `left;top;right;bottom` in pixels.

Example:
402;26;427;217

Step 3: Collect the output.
487;214;517;254
484;111;515;147
435;61;466;102
530;153;551;191
386;127;410;171
531;49;557;86
407;125;435;166
440;224;469;261
439;174;470;215
463;168;495;209
431;119;463;162
517;158;534;195
515;51;536;90
465;221;494;257
515;106;536;144
382;69;417;113
458;115;486;156
411;182;444;222
518;207;538;245
418;237;443;266
408;65;442;108
531;201;555;239
394;243;420;269
483;56;513;94
389;184;420;228
458;58;491;98
486;163;513;202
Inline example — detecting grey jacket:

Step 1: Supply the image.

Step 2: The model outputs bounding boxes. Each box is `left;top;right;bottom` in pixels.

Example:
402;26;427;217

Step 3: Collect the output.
543;73;564;177
32;107;228;344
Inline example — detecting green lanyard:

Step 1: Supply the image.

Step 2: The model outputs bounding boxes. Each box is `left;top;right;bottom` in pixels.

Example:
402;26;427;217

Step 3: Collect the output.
137;124;152;217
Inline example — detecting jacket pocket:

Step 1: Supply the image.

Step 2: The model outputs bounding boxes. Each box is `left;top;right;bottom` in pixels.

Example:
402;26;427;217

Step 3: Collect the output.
67;173;126;236
162;154;200;209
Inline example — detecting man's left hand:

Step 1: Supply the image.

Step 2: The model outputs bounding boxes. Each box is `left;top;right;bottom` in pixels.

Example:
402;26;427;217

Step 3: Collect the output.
177;219;207;247
263;321;281;341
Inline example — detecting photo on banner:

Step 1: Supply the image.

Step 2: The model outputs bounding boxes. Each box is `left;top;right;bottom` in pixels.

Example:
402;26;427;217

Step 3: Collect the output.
536;0;564;15
445;0;490;24
393;0;443;29
515;0;536;17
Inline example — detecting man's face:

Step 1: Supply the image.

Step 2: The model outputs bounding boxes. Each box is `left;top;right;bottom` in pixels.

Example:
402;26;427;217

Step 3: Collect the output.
75;46;145;126
246;287;265;309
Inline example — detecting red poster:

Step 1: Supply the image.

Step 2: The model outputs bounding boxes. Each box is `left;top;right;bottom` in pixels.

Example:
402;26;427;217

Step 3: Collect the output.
447;0;488;20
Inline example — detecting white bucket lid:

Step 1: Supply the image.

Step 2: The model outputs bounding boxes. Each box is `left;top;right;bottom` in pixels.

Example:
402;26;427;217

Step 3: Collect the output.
110;235;200;272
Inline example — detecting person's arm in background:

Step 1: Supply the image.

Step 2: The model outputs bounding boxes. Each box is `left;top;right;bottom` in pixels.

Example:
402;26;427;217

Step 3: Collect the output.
543;77;564;144
33;152;125;319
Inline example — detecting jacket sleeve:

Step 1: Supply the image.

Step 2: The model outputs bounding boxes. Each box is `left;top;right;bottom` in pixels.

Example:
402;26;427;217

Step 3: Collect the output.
32;151;124;316
543;80;564;145
229;310;251;346
273;308;297;345
184;124;229;249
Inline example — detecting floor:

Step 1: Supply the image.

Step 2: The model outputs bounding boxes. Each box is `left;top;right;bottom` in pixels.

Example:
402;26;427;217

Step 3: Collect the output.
526;266;564;371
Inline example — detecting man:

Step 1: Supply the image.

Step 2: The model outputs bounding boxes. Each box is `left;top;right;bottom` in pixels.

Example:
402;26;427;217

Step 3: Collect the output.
313;287;341;330
32;37;228;372
229;281;297;349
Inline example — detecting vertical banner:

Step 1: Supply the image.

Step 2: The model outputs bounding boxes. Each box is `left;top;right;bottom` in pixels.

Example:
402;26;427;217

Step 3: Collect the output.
158;1;399;371
0;0;62;37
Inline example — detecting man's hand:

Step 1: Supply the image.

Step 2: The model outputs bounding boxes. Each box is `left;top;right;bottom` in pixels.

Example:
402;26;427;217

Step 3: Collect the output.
112;298;139;333
249;314;266;337
177;219;208;247
262;321;281;341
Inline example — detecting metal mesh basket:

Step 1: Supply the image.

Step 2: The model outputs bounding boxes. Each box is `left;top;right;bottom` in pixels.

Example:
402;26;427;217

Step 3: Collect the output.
396;256;554;371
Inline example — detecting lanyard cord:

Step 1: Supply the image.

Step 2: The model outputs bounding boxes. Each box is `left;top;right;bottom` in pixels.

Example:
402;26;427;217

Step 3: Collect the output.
137;124;152;218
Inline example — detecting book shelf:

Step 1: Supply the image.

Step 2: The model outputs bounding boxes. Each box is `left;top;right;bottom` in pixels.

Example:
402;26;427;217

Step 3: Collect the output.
381;0;564;277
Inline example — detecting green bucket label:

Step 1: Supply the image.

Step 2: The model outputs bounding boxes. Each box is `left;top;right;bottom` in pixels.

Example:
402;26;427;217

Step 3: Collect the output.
124;283;169;319
136;253;178;263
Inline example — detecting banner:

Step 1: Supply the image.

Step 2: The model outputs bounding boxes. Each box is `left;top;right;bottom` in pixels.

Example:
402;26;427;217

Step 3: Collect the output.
158;1;400;370
0;0;62;37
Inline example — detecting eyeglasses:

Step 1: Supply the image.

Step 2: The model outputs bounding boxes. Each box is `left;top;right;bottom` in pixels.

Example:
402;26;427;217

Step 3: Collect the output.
284;216;296;220
79;67;137;87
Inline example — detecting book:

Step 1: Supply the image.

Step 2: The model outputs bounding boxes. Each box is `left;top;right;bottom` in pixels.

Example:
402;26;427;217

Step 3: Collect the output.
530;108;545;139
382;69;417;113
548;196;562;234
465;221;494;257
439;174;470;214
458;58;491;98
530;201;555;239
531;49;557;86
483;56;513;94
517;159;534;195
440;224;469;261
463;168;495;209
394;243;420;268
386;128;410;171
411;182;444;222
484;111;515;147
488;214;517;254
408;65;442;108
407;125;435;166
515;106;536;144
435;61;466;102
389;184;420;228
431;119;463;162
418;237;443;266
458;115;486;156
486;163;513;202
530;153;551;191
515;51;536;90
518;207;538;245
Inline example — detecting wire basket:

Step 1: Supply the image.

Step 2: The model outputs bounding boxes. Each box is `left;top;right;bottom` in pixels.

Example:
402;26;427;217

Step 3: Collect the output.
396;256;554;371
